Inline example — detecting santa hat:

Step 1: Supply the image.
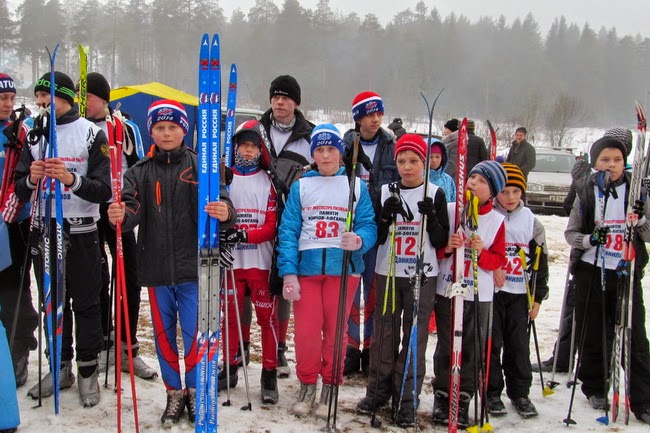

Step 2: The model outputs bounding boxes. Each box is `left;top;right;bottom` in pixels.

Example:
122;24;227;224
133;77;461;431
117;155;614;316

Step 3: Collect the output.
352;91;384;122
147;99;189;135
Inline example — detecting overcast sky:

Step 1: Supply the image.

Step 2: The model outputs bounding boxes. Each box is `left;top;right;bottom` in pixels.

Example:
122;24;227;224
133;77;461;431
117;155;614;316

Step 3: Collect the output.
225;0;649;38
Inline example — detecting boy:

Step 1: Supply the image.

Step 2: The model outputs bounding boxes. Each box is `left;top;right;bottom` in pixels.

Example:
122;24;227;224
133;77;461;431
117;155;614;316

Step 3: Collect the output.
487;163;549;418
356;134;449;427
342;91;399;376
219;120;280;404
278;124;377;418
565;136;650;423
15;71;112;407
107;99;236;425
432;160;507;428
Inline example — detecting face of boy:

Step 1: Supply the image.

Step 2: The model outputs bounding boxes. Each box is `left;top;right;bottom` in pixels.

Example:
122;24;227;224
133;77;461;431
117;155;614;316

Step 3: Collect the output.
595;147;625;181
35;91;70;118
0;92;14;120
151;121;185;151
271;95;297;125
429;152;442;170
497;186;522;211
237;141;260;160
467;172;492;203
358;112;383;139
84;93;108;120
396;149;424;187
312;145;340;176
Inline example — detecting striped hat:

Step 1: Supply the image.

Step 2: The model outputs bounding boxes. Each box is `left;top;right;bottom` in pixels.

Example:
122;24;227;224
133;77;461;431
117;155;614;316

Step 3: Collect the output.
469;160;508;197
352;91;384;122
147;99;189;135
603;127;633;157
394;133;427;161
310;123;346;156
502;163;526;193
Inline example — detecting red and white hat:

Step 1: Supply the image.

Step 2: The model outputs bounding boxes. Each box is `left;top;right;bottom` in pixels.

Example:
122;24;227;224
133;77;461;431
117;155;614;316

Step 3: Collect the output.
394;133;427;161
147;99;189;135
352;91;384;122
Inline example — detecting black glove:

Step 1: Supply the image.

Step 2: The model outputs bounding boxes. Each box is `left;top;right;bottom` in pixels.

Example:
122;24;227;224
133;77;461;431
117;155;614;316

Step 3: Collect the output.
633;199;645;219
221;227;247;245
589;226;610;246
571;159;591;181
219;244;234;268
380;196;404;220
417;196;436;218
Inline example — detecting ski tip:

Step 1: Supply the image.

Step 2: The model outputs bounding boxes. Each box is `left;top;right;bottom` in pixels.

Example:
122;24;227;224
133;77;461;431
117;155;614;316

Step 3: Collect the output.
211;33;220;46
542;386;555;397
230;64;237;73
596;415;609;425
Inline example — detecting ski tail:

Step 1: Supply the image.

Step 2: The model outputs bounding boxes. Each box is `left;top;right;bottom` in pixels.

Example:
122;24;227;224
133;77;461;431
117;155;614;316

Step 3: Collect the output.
486;120;497;161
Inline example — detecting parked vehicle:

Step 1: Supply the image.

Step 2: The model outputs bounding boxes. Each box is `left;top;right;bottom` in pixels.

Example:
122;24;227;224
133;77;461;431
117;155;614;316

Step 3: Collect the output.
525;148;577;214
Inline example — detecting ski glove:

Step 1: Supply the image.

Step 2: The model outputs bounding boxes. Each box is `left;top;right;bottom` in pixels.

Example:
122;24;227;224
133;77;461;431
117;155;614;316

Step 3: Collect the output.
589;226;610;246
634;199;647;225
219;244;235;268
221;227;248;245
340;231;362;251
282;274;301;302
380;196;404;221
417;197;436;220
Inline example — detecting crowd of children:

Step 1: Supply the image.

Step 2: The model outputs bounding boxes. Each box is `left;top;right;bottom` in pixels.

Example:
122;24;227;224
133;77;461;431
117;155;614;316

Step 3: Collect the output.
2;69;650;433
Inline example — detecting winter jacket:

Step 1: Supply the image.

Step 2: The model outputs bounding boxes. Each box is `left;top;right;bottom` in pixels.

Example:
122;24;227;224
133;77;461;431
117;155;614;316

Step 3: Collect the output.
444;131;489;181
428;139;456;203
507;139;536;178
492;199;549;304
277;167;377;277
343;128;399;217
119;143;235;287
387;121;406;139
565;170;650;275
14;109;111;232
1;114;32;223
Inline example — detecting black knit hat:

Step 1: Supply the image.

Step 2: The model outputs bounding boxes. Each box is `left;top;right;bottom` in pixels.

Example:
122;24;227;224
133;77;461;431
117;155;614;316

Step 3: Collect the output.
86;72;111;102
34;71;76;106
444;118;459;132
589;136;628;168
604;127;633;157
269;75;301;105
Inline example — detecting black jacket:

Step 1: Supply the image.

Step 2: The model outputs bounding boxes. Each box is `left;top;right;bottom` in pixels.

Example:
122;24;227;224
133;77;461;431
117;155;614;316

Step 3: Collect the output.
467;132;489;173
120;144;235;287
507;139;536;178
343;127;399;217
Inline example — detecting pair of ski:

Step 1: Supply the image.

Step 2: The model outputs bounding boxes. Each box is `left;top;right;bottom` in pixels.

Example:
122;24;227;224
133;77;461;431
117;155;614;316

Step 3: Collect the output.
609;101;648;425
196;33;238;433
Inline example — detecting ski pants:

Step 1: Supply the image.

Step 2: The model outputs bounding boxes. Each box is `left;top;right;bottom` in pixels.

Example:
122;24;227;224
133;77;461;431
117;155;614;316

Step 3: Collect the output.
487;291;532;400
432;294;491;396
293;274;359;386
347;247;377;349
97;204;141;346
574;261;650;412
365;274;435;405
148;281;198;390
0;219;38;359
548;274;576;369
33;229;104;363
222;269;279;370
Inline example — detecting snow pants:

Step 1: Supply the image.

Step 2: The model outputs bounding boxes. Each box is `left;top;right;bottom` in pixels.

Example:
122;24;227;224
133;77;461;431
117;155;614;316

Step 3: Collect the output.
347;247;377;349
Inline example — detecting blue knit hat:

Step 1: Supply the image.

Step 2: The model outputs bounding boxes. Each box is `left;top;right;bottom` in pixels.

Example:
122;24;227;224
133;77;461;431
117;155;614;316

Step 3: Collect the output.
352;91;384;122
469;160;507;197
310;123;346;156
147;99;189;135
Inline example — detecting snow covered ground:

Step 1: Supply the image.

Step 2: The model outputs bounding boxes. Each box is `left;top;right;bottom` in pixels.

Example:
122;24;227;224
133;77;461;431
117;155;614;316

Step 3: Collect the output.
13;214;650;432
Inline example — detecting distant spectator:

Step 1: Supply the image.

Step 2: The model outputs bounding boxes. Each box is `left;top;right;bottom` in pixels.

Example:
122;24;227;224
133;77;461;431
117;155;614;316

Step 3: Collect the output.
506;127;536;178
443;118;459;136
387;117;406;139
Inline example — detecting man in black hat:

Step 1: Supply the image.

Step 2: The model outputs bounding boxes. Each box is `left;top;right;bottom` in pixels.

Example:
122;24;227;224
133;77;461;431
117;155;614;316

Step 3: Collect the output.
81;72;157;381
387;117;406;139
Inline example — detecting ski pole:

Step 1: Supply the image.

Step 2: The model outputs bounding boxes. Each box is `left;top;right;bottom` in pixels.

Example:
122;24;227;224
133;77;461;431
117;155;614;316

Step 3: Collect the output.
547;268;572;389
229;267;252;411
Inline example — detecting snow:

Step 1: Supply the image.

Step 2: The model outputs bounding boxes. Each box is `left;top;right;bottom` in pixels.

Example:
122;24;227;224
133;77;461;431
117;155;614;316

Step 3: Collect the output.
12;213;650;432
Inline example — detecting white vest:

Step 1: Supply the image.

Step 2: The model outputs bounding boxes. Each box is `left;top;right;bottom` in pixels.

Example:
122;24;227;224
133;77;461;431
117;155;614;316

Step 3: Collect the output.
230;171;274;270
500;207;535;295
582;182;626;270
436;202;505;302
30;118;102;219
358;143;377;184
375;182;441;277
298;175;360;251
270;127;312;162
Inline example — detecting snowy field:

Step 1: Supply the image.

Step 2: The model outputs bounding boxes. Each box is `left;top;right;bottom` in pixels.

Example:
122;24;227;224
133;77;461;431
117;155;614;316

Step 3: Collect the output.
13;214;650;432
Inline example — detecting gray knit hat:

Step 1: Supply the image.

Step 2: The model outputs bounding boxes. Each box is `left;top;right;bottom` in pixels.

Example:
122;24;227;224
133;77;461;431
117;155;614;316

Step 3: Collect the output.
603;127;633;156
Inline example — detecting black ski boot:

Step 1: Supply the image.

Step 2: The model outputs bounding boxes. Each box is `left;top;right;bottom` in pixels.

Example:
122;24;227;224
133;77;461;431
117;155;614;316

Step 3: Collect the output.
432;390;449;425
395;403;415;428
457;392;472;429
511;396;538;418
277;342;291;378
261;368;279;404
357;395;386;415
217;364;239;391
487;395;507;416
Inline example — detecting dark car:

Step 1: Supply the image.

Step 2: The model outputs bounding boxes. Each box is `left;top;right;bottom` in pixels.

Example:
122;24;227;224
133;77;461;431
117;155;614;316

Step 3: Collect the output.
525;148;576;214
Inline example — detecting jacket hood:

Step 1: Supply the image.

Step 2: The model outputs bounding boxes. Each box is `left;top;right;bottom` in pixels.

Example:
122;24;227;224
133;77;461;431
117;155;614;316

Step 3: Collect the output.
231;119;272;170
442;130;458;146
428;138;448;173
492;197;525;216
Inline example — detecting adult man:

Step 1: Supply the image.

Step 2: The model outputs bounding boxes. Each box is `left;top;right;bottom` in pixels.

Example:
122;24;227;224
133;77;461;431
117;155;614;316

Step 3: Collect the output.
0;73;38;389
81;72;156;380
387;117;406;139
507;127;536;178
342;91;399;376
259;74;314;378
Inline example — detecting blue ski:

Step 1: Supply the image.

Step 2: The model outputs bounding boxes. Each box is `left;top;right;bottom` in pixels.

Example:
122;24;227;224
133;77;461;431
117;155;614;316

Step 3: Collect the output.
196;33;222;433
223;64;237;171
